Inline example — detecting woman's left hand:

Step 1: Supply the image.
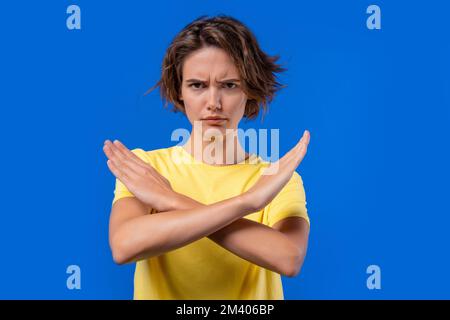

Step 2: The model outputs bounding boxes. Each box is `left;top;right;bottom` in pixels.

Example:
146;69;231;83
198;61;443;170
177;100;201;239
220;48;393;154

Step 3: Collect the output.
103;139;177;212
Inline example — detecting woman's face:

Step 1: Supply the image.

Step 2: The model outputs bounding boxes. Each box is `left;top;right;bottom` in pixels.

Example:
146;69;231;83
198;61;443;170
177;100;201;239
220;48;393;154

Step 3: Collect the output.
179;46;247;134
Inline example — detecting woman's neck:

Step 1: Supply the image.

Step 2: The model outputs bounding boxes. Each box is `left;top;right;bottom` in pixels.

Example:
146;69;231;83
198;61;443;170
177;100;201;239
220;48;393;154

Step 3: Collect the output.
182;129;250;166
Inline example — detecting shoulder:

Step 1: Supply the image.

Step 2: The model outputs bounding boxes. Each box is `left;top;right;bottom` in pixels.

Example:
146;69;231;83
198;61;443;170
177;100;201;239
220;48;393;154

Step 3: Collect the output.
285;171;305;193
290;170;304;184
270;170;306;203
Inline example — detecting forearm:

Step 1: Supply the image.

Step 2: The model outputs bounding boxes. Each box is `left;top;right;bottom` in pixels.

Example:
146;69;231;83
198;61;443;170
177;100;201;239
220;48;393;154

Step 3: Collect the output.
172;194;301;276
112;195;252;264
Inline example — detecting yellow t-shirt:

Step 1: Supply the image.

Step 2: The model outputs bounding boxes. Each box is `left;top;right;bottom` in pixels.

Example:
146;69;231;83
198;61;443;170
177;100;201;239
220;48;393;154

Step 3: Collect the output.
111;145;310;300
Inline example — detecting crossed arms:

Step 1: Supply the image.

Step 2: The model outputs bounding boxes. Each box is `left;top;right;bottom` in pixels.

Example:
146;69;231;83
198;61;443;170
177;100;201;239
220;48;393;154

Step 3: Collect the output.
110;193;309;277
104;131;311;277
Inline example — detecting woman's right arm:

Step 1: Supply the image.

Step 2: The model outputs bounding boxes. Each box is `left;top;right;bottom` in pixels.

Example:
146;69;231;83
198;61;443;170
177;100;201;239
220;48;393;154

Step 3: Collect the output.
109;193;253;265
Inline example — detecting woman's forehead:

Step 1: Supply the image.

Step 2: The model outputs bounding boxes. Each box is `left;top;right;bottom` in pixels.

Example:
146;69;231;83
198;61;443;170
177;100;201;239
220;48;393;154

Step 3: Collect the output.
183;65;240;82
183;48;239;78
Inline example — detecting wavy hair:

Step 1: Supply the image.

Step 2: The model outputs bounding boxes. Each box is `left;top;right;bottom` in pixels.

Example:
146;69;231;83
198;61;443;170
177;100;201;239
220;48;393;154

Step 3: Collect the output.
145;14;287;120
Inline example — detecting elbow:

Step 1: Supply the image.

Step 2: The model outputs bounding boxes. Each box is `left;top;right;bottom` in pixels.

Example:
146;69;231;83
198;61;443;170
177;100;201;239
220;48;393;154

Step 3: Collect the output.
280;249;305;278
282;264;301;278
112;248;127;265
110;233;132;265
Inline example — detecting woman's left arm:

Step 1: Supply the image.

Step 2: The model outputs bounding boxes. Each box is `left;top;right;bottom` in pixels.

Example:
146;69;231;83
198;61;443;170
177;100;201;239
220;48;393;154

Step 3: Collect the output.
172;194;309;277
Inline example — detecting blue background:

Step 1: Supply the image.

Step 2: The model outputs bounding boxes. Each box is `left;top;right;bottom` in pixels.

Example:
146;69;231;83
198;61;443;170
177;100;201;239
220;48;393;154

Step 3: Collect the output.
0;0;449;299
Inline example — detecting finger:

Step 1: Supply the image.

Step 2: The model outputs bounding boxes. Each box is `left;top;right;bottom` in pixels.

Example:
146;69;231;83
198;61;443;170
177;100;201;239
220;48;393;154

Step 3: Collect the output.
104;143;142;181
291;130;310;160
111;140;166;185
294;130;310;150
104;143;132;174
265;130;310;178
282;133;306;163
305;130;311;145
103;142;125;162
301;130;310;149
103;143;127;166
107;159;132;186
104;140;165;189
104;141;146;177
298;130;310;156
104;140;127;162
293;140;309;166
292;133;309;161
112;140;151;171
103;143;114;159
281;132;310;168
109;140;153;176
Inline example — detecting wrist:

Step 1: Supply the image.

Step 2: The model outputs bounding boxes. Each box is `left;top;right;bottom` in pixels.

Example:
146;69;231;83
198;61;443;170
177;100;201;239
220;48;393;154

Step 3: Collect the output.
171;192;203;210
235;192;259;215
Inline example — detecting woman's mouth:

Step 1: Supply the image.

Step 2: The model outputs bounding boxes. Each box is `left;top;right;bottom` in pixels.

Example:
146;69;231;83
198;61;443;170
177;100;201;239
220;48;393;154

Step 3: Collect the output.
201;117;227;125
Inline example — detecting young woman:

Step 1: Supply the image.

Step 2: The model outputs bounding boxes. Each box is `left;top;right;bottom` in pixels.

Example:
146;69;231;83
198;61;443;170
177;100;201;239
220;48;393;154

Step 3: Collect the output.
103;15;311;300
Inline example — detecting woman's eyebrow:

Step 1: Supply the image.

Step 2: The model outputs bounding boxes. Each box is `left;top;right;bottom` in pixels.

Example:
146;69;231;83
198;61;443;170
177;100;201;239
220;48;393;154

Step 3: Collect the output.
185;79;206;83
217;78;240;83
185;78;241;83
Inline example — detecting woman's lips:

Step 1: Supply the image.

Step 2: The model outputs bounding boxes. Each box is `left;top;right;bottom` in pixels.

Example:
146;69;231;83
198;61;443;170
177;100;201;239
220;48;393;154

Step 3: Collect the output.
202;118;227;125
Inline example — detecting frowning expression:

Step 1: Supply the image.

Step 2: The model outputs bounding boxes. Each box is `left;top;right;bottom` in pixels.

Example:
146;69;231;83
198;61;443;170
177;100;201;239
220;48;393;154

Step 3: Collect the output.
179;46;248;133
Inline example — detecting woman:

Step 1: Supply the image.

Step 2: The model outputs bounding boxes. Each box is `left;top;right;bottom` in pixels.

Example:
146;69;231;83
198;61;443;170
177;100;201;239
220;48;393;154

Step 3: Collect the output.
103;15;311;300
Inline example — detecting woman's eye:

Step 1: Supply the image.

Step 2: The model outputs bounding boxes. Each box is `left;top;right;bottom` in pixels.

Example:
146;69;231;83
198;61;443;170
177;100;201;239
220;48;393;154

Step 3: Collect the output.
189;83;204;89
224;83;237;89
188;83;237;89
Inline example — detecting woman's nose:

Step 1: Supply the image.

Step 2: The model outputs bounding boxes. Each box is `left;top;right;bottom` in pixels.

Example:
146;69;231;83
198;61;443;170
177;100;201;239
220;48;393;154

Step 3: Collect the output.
207;87;222;111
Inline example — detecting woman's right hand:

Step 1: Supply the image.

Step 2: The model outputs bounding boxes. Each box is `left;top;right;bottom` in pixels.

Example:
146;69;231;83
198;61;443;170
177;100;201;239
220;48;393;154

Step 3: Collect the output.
103;140;177;212
242;130;311;212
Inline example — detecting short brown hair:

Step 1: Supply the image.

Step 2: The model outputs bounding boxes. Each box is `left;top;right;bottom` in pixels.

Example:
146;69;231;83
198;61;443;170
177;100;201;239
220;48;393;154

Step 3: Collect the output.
145;14;286;120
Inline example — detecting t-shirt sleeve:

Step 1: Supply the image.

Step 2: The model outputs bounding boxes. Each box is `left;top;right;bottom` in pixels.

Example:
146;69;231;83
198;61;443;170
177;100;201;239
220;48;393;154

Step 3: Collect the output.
111;148;148;206
266;171;310;228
